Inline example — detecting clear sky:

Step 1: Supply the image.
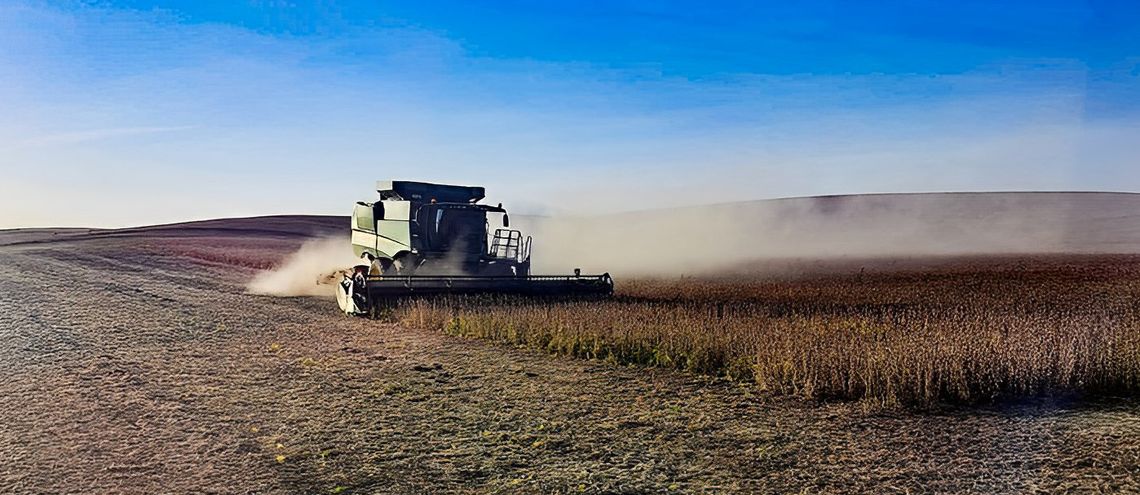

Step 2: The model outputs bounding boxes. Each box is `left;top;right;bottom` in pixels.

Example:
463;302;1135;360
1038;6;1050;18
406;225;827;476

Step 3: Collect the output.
1;0;1138;228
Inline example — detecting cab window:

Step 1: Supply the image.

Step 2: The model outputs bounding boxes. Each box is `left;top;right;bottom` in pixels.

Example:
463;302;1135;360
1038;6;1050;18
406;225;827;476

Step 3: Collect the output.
354;203;375;232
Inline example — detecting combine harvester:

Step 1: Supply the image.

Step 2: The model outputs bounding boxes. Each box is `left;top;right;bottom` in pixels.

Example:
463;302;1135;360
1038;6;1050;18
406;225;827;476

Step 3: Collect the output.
336;180;613;315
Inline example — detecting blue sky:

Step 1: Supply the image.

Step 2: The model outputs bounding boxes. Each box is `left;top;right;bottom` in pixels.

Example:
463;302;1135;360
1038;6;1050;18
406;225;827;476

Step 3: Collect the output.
1;0;1138;227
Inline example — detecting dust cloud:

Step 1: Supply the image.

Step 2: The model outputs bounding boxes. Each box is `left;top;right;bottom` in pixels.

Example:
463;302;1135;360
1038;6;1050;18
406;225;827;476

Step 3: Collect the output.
245;192;1140;286
518;192;1140;277
247;236;360;297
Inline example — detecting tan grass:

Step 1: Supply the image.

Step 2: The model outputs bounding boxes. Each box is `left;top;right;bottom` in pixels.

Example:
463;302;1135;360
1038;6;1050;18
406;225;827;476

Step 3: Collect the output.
394;256;1140;407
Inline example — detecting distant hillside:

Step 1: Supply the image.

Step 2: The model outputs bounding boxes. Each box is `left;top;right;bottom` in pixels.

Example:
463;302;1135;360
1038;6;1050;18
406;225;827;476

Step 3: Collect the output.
108;215;348;238
0;215;347;247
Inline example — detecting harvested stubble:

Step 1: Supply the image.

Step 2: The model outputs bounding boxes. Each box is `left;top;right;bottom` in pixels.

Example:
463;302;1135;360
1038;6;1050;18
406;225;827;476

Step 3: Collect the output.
396;256;1140;407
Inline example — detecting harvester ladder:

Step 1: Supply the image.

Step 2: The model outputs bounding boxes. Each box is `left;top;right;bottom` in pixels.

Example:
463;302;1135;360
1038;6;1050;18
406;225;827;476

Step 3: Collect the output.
490;229;523;260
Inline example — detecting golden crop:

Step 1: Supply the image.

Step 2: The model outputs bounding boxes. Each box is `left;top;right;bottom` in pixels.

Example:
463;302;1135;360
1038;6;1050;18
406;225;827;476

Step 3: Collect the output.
395;255;1140;407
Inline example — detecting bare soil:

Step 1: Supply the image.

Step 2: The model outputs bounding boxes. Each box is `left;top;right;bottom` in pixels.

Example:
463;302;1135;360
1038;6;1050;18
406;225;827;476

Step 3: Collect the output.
1;217;1138;494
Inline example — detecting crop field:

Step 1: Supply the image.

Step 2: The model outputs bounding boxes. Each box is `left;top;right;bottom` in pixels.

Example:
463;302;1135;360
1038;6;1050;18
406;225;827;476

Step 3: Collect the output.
2;218;1139;493
397;256;1140;408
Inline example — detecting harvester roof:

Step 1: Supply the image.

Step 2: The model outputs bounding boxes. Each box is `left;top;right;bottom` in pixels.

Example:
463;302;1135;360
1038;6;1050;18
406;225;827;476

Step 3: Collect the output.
377;180;485;204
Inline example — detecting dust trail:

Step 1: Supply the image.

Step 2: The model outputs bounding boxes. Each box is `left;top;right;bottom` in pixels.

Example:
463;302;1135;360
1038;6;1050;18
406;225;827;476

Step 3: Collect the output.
247;192;1140;285
517;192;1140;277
247;237;360;296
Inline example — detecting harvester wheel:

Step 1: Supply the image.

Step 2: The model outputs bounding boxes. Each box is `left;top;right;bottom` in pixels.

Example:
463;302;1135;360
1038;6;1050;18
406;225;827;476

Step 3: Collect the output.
393;252;422;275
335;273;354;314
335;265;371;316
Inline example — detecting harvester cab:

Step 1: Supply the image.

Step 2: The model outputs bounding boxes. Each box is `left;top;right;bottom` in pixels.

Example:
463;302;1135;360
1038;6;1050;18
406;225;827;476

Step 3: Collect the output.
351;181;530;277
336;180;612;315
